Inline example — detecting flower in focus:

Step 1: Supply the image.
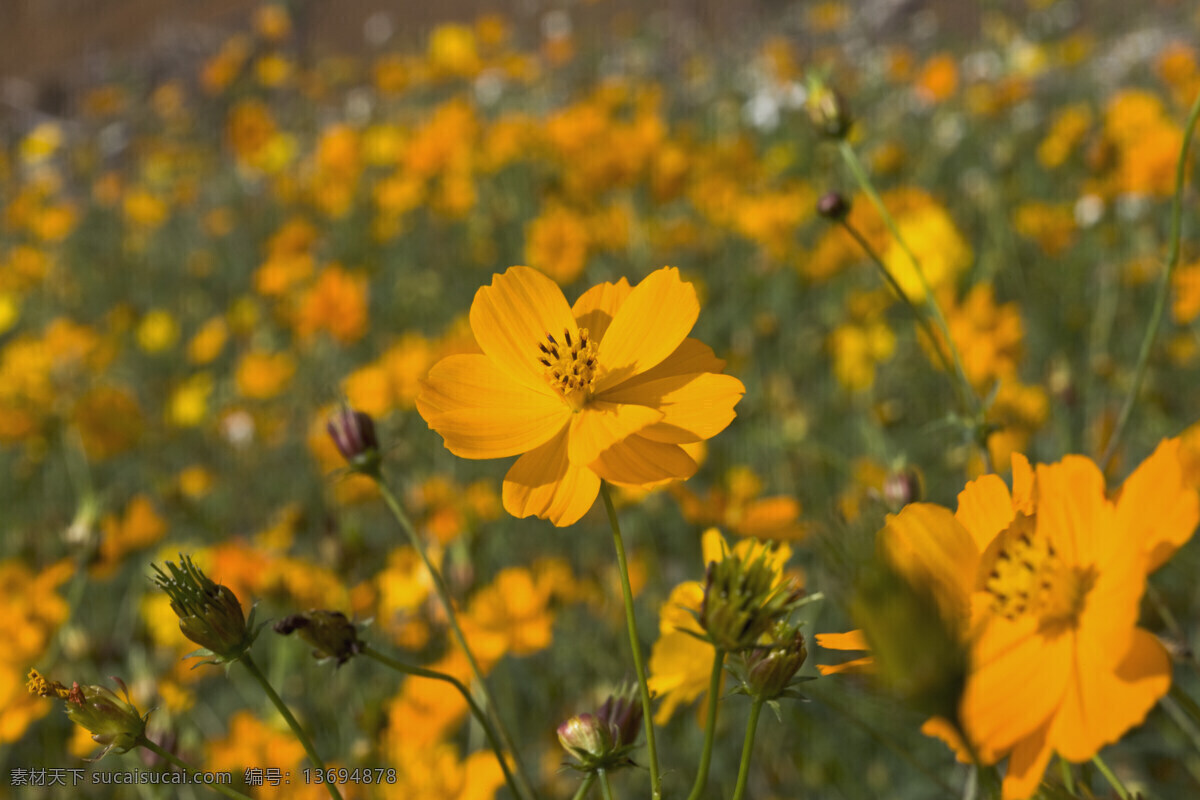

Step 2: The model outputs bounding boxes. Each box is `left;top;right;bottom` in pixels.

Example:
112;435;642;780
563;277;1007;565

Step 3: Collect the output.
417;266;745;526
557;684;643;771
28;670;148;760
151;555;261;666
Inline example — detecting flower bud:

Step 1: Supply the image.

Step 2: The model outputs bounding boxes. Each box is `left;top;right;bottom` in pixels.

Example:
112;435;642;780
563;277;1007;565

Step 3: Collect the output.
805;76;852;139
327;404;381;475
700;542;804;652
151;555;260;665
596;683;642;751
274;610;363;666
744;622;808;700
28;670;148;760
557;713;611;763
881;466;923;510
816;191;851;221
557;684;643;772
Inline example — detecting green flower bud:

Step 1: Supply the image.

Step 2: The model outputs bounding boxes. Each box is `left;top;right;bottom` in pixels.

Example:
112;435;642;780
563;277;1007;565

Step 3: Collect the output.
557;713;611;764
557;684;643;772
274;610;363;666
805;76;852;139
151;555;260;666
700;542;804;652
29;670;149;761
744;622;808;700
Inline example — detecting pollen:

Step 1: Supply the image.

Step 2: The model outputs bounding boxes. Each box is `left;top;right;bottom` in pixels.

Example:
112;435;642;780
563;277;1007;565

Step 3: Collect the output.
980;513;1093;629
537;326;598;409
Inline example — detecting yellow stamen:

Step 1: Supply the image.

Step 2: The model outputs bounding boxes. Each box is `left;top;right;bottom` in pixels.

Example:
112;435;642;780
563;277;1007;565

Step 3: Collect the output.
980;513;1093;630
537;326;597;409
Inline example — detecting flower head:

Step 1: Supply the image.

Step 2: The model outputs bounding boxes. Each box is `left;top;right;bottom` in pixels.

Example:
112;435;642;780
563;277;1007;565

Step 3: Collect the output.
151;555;261;666
417;266;745;526
557;684;643;771
274;610;364;666
28;670;149;760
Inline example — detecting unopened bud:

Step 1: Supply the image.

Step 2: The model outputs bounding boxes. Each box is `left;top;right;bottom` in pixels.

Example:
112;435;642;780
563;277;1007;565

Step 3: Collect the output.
151;555;260;665
806;77;852;139
29;670;148;760
816;191;850;221
700;540;804;652
275;610;363;666
744;622;808;700
557;713;611;763
327;405;381;475
882;466;923;510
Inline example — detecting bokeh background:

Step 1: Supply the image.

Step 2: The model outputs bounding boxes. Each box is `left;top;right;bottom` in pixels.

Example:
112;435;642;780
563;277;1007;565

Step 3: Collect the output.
4;0;1200;798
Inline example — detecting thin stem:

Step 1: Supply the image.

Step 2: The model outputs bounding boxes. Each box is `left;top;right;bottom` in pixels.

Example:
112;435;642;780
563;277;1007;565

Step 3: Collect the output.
1160;692;1200;777
239;655;342;800
1091;754;1130;800
570;773;597;800
599;481;661;800
1058;756;1075;795
361;645;520;799
1147;582;1200;672
731;697;765;800
598;769;616;800
136;736;255;800
1101;88;1200;469
686;648;726;800
1171;684;1200;729
838;219;958;381
374;474;537;800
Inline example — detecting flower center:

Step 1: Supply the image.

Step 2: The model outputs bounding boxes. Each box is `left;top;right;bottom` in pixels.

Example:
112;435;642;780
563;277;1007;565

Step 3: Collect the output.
981;513;1094;630
537;327;597;410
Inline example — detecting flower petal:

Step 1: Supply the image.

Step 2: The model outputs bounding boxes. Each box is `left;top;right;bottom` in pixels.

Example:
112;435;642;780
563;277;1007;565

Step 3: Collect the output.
815;656;875;676
815;630;868;651
502;429;600;526
955;473;1016;554
1114;438;1200;572
417;354;570;458
572;277;632;344
1000;719;1054;800
962;617;1071;754
469;266;579;392
1034;456;1107;568
880;504;979;626
600;372;746;444
604;338;727;392
593;267;700;393
567;400;662;466
1011;452;1035;513
1049;627;1170;762
590;435;698;487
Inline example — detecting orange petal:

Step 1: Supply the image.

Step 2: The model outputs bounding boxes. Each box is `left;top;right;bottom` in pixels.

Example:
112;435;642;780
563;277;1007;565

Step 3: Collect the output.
417;354;570;459
1049;627;1170;762
815;630;868;651
1033;456;1107;567
1000;720;1054;800
593;267;699;393
815;656;875;676
700;527;731;565
736;496;805;540
920;717;977;765
1114;438;1200;572
502;429;601;527
1011;452;1035;513
572;277;632;344
962;618;1070;754
601;372;745;444
590;435;698;487
880;504;978;625
469;266;579;393
955;473;1015;554
602;338;727;392
567;401;662;466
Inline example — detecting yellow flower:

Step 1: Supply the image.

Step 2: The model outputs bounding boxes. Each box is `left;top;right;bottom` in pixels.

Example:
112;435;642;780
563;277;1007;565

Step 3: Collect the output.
136;309;179;353
417;266;745;526
235;350;296;399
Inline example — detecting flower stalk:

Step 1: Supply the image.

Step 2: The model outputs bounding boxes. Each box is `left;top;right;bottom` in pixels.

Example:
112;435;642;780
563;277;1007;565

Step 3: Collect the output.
731;697;765;800
599;481;661;800
136;736;256;800
685;648;726;800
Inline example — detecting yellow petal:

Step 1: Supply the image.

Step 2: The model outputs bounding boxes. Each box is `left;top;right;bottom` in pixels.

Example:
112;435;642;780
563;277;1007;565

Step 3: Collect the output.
1034;456;1107;567
815;630;868;651
416;354;570;459
567;400;662;466
601;372;746;444
1000;720;1054;800
1114;438;1200;572
593;267;699;393
590;435;698;487
502;429;600;526
1011;452;1035;513
963;618;1070;754
648;629;715;724
572;277;632;344
880;504;979;626
1049;627;1170;762
469;266;578;392
700;527;731;565
815;656;875;676
955;473;1015;554
604;338;727;391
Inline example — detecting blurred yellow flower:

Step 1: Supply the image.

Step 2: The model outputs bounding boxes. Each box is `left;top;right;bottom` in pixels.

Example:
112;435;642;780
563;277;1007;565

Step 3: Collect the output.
881;204;972;302
94;495;167;578
235;350;296;399
187;317;229;364
525;206;590;284
417;266;745;526
135;309;180;353
168;372;213;428
294;265;369;345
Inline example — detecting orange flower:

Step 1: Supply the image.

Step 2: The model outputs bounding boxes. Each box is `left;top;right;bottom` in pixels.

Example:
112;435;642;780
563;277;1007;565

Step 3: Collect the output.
417;266;745;526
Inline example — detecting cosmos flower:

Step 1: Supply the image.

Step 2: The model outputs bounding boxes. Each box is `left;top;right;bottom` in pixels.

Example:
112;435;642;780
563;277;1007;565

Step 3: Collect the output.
417;266;745;526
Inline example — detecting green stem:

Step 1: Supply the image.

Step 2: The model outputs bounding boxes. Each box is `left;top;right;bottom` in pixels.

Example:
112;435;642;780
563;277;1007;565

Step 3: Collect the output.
1057;756;1075;795
598;769;616;800
361;645;520;799
599;482;661;800
838;138;990;469
136;736;255;800
1171;684;1200;729
571;773;597;800
1100;88;1200;470
1091;754;1130;800
1159;692;1200;774
686;648;726;800
374;474;537;800
239;655;342;800
731;697;765;800
838;219;958;381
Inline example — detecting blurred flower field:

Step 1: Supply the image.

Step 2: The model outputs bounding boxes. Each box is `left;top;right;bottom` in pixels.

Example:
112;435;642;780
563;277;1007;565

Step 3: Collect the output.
6;1;1200;798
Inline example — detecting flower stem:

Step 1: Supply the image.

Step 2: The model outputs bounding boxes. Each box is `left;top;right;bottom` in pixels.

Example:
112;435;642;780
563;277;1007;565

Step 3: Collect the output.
599;481;661;800
238;654;342;800
686;648;726;800
136;736;255;800
598;769;616;800
1100;88;1200;470
1160;690;1200;764
374;473;537;800
1057;756;1075;794
571;773;597;800
837;138;990;466
1091;754;1130;800
361;645;520;799
731;697;765;800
